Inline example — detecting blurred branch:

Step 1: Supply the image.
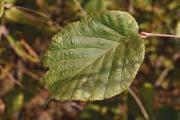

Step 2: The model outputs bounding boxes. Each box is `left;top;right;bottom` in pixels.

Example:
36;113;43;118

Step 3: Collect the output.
20;39;39;60
0;25;8;36
0;2;13;19
127;0;135;14
156;68;171;87
23;69;41;81
6;35;40;63
8;73;25;89
140;32;180;39
0;26;40;63
128;88;149;120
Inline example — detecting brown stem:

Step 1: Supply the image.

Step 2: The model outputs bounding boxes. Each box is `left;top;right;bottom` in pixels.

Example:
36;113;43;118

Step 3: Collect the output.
140;32;180;39
20;39;39;59
128;88;149;120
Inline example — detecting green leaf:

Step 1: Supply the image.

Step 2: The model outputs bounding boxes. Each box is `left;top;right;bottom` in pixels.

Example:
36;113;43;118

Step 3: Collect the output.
43;11;145;101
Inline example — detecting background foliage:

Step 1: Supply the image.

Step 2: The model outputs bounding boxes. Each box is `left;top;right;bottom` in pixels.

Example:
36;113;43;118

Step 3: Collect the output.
0;0;179;120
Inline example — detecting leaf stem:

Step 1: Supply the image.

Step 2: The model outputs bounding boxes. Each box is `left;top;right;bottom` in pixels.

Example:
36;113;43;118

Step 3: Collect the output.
128;88;149;120
140;32;180;39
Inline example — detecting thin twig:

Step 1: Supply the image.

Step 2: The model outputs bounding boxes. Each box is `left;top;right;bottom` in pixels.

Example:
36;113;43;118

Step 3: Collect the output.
140;32;180;39
23;69;41;80
128;88;149;120
20;39;39;59
8;74;26;89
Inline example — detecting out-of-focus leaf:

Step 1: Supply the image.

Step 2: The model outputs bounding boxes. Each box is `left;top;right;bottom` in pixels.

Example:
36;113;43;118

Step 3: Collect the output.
152;107;178;120
21;75;42;101
79;95;124;120
4;90;24;116
6;35;40;63
140;83;155;117
43;11;145;101
55;0;86;25
178;111;180;120
84;0;108;13
134;0;153;12
4;6;60;33
168;1;180;10
72;0;86;16
2;0;16;4
0;2;4;18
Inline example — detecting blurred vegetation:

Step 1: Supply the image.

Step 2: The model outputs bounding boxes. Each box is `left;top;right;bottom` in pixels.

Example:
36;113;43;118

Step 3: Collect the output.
0;0;179;120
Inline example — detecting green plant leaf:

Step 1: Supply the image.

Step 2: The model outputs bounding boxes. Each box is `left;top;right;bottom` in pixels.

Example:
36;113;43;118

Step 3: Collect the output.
43;11;145;101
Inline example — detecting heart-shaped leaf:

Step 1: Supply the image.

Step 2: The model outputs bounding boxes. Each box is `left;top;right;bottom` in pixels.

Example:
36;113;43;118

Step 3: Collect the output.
43;11;145;101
